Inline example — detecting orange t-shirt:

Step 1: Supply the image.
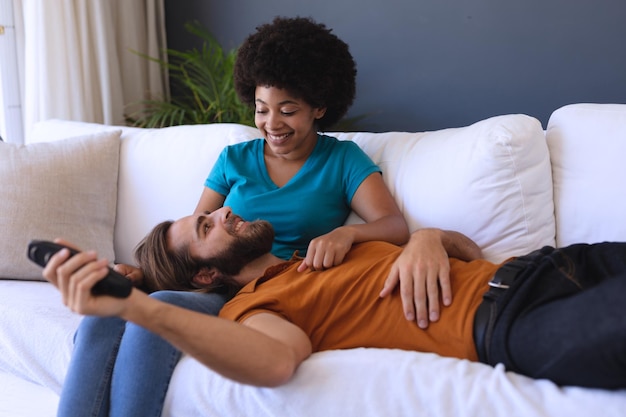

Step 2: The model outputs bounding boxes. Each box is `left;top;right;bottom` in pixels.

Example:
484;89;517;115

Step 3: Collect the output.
219;241;501;361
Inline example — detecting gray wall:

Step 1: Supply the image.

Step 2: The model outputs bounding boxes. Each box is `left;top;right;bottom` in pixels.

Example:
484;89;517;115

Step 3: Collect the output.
164;0;626;132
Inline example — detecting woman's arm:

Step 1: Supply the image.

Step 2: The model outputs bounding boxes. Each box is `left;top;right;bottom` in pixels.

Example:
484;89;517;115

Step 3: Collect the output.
298;173;409;271
346;172;410;245
194;187;227;214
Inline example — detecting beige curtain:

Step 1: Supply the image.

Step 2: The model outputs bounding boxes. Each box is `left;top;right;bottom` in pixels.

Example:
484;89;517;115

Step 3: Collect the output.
15;0;167;143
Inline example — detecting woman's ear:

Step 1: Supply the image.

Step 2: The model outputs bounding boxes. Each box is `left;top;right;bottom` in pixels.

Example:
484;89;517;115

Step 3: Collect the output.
315;107;327;120
192;267;219;287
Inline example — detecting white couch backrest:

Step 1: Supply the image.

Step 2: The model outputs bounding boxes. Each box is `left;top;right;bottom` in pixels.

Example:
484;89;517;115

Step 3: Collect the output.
31;113;555;265
334;114;555;262
115;123;261;263
546;103;626;247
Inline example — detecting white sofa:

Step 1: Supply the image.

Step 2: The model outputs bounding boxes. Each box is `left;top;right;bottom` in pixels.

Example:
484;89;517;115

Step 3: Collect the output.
1;103;625;417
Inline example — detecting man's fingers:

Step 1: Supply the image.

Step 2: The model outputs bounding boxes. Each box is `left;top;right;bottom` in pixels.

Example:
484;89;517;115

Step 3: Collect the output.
426;270;440;323
379;267;399;298
411;277;427;328
65;258;109;310
43;248;73;302
385;258;453;329
41;247;71;284
438;269;452;306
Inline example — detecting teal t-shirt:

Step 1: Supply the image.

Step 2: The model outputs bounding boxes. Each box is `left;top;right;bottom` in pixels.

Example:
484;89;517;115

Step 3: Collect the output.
205;134;381;259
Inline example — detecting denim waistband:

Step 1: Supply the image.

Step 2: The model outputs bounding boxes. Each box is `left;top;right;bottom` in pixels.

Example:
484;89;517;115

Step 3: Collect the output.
473;247;552;363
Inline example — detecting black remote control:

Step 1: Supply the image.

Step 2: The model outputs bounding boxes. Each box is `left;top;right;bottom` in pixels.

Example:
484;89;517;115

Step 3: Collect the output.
27;240;132;298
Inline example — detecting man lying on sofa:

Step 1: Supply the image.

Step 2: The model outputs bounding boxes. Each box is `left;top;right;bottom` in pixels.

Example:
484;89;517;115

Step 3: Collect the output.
43;207;626;390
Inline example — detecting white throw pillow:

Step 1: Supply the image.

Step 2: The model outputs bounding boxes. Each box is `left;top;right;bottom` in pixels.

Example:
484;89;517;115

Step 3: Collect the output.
0;130;121;280
546;103;626;247
335;114;556;263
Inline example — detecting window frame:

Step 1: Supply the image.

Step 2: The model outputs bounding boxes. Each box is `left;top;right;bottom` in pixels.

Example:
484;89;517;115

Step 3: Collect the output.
0;0;24;144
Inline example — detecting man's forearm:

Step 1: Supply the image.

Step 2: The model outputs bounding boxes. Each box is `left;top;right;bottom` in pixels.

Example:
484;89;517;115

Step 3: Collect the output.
408;228;482;261
120;291;303;387
435;229;482;261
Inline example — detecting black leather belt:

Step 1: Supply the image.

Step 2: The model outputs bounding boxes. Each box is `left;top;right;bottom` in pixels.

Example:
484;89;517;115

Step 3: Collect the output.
473;257;532;363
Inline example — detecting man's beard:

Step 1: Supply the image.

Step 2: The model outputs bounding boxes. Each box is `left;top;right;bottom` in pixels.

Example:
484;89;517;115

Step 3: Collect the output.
200;219;275;276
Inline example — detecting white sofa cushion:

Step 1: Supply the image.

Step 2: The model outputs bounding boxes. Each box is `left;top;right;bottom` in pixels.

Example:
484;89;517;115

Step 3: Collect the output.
114;123;261;264
30;115;554;265
0;130;121;280
546;103;626;247
335;114;555;262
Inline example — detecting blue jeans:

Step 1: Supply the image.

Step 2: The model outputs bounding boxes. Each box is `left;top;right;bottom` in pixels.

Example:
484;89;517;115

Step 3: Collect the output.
487;242;626;389
57;290;228;417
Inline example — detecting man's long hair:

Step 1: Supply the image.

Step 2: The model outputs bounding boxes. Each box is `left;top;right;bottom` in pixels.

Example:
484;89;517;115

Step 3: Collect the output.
133;220;240;298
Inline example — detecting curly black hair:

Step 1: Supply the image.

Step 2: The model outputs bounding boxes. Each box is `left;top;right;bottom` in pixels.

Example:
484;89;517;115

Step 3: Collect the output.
234;16;357;131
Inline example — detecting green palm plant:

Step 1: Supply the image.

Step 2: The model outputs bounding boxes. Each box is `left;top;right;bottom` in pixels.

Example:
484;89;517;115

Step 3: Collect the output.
126;22;255;128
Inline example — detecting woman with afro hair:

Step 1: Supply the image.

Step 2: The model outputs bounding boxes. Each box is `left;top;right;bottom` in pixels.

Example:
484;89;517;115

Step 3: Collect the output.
233;16;356;133
195;15;410;270
56;17;469;417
